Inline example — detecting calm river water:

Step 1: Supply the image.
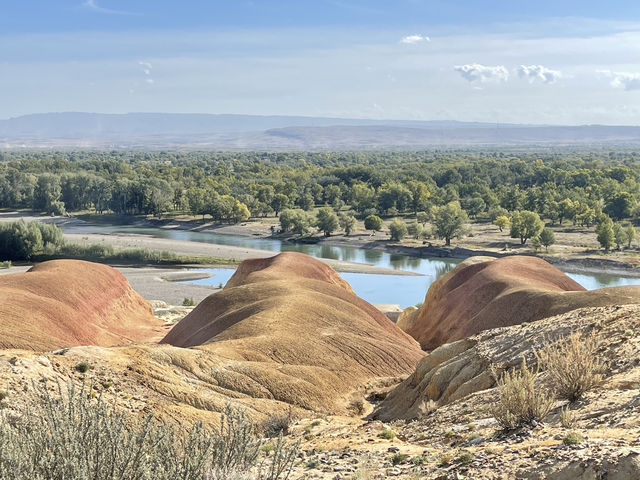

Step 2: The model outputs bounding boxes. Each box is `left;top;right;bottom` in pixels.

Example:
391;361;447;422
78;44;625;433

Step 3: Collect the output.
64;224;640;307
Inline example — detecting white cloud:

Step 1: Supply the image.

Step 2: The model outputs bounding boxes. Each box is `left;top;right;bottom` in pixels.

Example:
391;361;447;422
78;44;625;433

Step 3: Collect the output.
454;63;509;83
139;61;152;75
81;0;140;16
517;65;562;84
400;34;430;44
145;78;154;84
598;69;640;91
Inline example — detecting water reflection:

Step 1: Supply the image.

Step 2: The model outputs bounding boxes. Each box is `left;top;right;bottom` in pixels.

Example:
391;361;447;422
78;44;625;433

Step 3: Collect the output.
64;223;640;305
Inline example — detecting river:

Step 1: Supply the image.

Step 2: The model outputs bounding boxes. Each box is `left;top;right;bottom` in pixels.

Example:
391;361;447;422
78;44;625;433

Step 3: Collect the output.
63;223;640;307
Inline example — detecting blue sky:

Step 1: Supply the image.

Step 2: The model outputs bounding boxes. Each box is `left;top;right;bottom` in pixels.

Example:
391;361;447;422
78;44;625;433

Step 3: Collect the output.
2;1;640;124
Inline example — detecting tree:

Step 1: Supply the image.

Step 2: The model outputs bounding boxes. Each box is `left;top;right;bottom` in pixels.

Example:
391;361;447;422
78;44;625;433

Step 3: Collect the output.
539;228;555;252
510;210;544;245
461;196;486;219
557;198;577;225
186;187;208;221
613;223;627;250
494;215;510;232
364;214;383;235
432;201;469;246
316;207;339;236
279;209;312;235
605;192;635;220
407;221;423;239
270;193;290;217
488;206;509;221
323;184;342;208
33;174;63;215
389;218;408;242
406;180;430;215
626;224;637;248
530;235;542;253
339;213;356;236
596;216;615;252
231;201;251;223
416;211;430;226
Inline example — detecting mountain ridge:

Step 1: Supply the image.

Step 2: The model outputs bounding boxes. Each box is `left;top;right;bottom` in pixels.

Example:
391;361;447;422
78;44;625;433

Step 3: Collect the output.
1;112;639;150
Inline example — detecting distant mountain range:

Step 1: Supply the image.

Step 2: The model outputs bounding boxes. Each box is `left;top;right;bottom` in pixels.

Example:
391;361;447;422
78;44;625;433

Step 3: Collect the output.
1;112;639;150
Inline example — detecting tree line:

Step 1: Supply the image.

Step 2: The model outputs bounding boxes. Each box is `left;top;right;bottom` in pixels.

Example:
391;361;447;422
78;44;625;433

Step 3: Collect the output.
2;150;640;250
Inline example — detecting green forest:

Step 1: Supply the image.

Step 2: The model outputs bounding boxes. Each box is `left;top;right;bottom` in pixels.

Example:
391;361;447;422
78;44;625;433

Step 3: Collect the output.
1;149;640;251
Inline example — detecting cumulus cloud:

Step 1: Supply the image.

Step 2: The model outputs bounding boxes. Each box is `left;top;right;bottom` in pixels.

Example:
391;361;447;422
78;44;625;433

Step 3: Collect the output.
517;65;562;84
400;34;430;44
598;69;640;91
454;63;509;83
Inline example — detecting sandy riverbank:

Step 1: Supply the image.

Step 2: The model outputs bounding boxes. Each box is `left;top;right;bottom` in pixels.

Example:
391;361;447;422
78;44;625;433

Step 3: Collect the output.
63;232;421;276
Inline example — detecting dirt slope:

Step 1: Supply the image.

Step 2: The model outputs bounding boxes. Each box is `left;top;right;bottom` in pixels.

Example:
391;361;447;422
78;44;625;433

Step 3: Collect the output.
160;252;424;414
0;260;161;351
404;255;640;349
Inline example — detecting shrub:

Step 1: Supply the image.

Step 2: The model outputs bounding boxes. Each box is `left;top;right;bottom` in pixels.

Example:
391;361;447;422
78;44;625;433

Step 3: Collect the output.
74;361;92;373
0;261;10;269
560;406;576;428
536;332;605;402
0;382;299;480
388;218;408;241
490;359;554;430
390;453;408;465
377;428;395;440
562;432;584;446
183;297;196;306
262;410;293;438
456;451;474;464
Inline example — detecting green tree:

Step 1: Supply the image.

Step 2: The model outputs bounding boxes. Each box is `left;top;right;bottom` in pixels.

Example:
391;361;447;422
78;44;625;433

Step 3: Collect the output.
510;210;544;245
316;207;339;236
539;228;555;252
494;215;510;232
605;192;635;220
364;214;383;234
596;216;615;252
461;196;486;219
339;213;356;236
279;209;312;235
407;221;423;239
432;201;469;246
416;211;430;226
231;201;251;223
406;180;430;215
625;224;637;248
389;218;408;242
270;193;290;217
530;235;542;253
613;223;627;250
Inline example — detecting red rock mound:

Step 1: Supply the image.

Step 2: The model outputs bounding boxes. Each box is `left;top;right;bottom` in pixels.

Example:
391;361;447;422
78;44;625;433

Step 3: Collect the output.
405;255;640;350
162;252;423;413
0;260;161;351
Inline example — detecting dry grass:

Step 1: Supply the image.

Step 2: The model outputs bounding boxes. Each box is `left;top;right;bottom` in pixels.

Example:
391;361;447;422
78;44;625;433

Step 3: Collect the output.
490;359;554;430
536;331;605;401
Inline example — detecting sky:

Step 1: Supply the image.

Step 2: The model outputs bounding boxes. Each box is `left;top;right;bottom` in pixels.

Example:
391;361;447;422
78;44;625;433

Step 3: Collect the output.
2;1;640;125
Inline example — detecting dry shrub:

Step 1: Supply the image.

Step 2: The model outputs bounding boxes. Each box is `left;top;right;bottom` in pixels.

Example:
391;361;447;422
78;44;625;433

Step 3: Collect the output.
490;359;554;430
536;331;605;402
262;409;294;438
0;381;299;480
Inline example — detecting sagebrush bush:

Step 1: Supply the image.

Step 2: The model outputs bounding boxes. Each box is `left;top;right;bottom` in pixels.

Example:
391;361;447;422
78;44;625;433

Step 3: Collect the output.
490;359;554;430
536;331;605;402
262;410;293;438
0;381;299;480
